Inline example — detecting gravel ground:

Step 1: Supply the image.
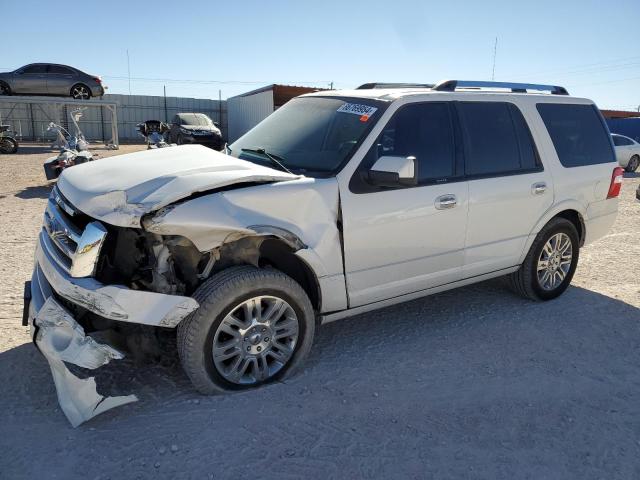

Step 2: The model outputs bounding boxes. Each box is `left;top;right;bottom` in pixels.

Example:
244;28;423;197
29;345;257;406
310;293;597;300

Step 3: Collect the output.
0;145;639;480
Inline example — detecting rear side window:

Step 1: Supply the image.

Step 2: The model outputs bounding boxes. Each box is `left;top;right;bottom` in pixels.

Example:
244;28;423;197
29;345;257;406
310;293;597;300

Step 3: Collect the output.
537;104;615;167
613;135;632;146
457;102;539;176
49;65;74;75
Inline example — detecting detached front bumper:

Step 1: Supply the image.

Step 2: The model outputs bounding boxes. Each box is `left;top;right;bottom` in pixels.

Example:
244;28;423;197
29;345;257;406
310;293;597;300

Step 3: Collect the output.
30;230;198;330
26;230;199;426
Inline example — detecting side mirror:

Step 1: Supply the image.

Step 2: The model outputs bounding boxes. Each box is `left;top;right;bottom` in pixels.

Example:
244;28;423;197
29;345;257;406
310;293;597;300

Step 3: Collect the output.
367;155;418;187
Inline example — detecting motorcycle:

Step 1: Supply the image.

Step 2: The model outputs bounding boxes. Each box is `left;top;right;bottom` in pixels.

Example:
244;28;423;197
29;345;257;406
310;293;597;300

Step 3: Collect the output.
43;109;94;180
137;120;173;149
0;124;19;154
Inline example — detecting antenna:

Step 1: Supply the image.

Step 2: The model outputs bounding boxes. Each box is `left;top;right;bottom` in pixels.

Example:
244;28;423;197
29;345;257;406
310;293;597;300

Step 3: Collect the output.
491;37;498;81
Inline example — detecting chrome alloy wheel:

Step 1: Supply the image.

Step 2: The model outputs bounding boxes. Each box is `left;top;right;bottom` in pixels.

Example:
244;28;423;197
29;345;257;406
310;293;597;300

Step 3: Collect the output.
71;85;90;99
212;296;299;385
537;232;573;291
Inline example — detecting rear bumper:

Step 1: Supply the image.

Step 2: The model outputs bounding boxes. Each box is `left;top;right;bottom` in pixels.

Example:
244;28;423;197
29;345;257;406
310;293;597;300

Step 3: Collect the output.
30;230;199;329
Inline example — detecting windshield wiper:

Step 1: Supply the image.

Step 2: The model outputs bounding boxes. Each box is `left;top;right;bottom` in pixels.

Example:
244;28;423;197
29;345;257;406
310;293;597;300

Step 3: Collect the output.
240;148;294;175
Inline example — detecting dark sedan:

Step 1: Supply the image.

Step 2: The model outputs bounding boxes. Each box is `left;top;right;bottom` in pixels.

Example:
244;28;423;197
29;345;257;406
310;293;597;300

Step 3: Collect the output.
168;113;223;150
0;63;105;99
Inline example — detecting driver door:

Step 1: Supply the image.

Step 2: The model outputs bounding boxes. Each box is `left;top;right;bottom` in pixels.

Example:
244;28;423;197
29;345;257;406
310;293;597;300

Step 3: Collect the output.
13;64;48;94
339;101;469;307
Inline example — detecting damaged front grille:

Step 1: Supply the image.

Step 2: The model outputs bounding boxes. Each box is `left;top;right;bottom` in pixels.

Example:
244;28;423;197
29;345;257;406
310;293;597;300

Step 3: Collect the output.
43;186;108;278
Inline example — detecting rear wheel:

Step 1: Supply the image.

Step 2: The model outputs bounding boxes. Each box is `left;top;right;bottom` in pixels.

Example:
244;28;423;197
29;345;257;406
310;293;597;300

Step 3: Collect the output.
0;82;10;96
0;137;18;154
508;217;579;301
70;84;91;100
626;155;639;173
177;266;315;394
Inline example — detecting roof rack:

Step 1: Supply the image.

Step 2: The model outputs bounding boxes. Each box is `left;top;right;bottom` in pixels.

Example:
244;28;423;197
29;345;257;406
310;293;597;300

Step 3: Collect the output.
357;82;435;90
432;80;569;95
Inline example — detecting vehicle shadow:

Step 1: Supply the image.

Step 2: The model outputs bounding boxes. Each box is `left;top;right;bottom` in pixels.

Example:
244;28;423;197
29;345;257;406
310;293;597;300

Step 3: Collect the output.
2;280;640;477
623;170;638;179
14;184;53;199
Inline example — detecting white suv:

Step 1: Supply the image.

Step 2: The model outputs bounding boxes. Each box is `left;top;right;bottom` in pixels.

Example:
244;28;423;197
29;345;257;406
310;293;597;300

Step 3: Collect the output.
26;80;623;425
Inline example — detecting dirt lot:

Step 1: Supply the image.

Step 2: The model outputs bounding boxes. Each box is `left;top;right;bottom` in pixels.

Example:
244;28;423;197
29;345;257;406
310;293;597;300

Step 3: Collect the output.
1;145;639;479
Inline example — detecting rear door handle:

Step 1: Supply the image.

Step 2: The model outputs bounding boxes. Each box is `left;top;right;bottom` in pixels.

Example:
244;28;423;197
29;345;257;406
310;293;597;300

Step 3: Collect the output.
435;194;457;210
531;182;547;195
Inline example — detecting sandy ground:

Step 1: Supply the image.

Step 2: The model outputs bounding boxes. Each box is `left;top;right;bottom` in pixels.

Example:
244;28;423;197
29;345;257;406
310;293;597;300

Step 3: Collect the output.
0;144;639;479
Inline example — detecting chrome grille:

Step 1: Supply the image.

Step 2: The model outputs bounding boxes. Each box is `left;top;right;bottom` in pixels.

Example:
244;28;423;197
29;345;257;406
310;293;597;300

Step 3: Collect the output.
42;186;108;278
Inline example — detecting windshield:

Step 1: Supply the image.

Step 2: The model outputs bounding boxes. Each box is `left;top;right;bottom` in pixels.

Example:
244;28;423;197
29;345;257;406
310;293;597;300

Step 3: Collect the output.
178;113;213;126
228;96;386;175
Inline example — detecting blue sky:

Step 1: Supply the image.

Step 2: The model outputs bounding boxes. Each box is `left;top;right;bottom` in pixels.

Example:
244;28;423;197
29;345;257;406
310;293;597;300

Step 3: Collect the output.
3;0;639;109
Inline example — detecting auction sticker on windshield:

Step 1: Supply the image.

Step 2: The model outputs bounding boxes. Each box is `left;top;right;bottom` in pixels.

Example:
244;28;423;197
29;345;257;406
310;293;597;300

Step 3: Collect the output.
337;103;378;121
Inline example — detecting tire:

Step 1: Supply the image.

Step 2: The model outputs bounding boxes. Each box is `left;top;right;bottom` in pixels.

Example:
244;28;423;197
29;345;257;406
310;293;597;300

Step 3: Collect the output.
177;266;315;394
508;217;580;301
70;84;91;100
0;82;11;96
176;134;184;145
626;155;639;173
0;137;18;154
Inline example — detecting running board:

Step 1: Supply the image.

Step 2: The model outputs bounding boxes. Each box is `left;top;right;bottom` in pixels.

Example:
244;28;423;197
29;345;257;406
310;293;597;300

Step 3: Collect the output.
320;266;519;325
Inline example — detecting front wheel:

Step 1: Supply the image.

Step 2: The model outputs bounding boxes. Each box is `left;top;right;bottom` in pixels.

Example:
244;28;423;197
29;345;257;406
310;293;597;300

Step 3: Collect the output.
626;155;639;173
0;137;18;154
177;266;315;394
508;217;580;301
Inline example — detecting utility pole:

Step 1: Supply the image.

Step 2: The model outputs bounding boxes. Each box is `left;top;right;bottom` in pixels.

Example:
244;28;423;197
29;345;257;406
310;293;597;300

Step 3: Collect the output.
126;49;132;95
491;37;498;81
330;81;334;90
163;85;168;122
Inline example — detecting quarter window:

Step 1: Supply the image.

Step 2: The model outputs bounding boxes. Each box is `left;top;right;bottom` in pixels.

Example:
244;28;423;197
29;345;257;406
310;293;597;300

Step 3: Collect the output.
48;65;74;75
457;102;539;176
537;103;615;167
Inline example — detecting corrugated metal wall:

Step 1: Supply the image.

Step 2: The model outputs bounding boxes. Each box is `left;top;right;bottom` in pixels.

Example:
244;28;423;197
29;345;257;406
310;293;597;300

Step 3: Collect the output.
606;118;640;142
227;89;274;143
0;94;227;142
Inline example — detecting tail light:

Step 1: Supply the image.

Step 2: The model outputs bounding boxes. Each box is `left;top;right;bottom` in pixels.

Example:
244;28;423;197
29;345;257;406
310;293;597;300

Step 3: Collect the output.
606;167;624;199
93;76;102;84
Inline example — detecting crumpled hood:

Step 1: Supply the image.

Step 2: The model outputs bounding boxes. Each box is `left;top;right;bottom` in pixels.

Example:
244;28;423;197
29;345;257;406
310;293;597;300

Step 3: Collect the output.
57;144;299;227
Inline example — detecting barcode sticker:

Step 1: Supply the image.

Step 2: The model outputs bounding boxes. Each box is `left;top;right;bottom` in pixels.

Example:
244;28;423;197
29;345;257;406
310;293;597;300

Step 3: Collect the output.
337;103;378;118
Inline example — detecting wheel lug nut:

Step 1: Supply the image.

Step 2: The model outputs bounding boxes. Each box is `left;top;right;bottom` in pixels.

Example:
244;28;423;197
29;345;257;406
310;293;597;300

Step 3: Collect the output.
261;328;266;333
264;337;269;342
246;346;251;352
257;346;262;352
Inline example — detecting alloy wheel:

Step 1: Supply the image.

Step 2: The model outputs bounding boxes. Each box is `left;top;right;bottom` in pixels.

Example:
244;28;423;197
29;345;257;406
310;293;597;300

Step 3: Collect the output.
537;232;573;291
71;85;90;100
212;295;299;385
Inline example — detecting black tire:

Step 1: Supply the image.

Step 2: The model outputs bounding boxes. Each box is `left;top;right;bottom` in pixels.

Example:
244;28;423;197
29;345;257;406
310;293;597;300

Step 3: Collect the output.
176;134;184;145
0;82;11;96
626;155;639;173
70;84;91;100
177;266;315;394
0;137;18;154
508;217;580;301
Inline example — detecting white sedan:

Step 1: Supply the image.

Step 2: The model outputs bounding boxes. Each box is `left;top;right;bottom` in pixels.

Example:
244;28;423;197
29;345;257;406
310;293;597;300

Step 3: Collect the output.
612;133;640;172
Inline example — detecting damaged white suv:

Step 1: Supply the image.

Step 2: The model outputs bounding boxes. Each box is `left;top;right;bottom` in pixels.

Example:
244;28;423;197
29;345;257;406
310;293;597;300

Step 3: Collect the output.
26;80;623;425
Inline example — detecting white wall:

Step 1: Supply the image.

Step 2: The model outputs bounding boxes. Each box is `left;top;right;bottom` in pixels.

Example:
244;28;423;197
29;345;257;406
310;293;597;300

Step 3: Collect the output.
227;89;274;143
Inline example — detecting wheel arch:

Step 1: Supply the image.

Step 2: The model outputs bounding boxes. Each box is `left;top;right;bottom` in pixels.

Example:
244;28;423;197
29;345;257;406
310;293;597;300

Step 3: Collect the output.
519;201;587;263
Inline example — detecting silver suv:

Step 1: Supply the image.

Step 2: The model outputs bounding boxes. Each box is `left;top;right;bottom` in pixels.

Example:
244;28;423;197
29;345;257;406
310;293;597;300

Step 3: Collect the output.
0;63;105;99
24;80;622;425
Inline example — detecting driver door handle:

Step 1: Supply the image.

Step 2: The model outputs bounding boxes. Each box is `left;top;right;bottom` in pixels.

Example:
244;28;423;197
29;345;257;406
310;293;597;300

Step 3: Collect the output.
435;194;457;210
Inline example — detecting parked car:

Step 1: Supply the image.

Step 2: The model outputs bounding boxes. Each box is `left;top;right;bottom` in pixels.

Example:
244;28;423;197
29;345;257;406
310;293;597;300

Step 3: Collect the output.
24;80;623;426
0;63;105;99
612;133;640;172
168;113;223;149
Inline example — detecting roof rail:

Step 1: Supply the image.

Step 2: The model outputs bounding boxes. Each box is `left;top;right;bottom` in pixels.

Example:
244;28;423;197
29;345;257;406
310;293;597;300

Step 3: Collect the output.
432;80;569;95
357;82;435;90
